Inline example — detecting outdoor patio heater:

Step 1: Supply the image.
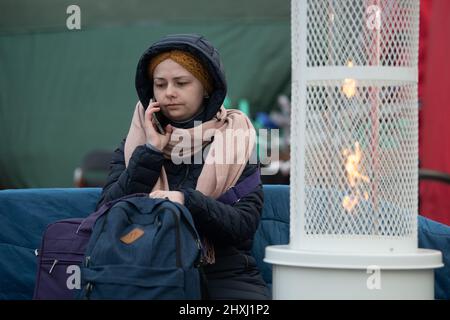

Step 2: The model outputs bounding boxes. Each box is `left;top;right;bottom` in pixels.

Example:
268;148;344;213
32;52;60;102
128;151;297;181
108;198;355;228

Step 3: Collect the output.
265;0;443;299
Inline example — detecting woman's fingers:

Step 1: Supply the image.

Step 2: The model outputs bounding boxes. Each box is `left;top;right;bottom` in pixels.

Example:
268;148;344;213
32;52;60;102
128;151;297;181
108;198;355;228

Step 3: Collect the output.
150;191;165;198
148;99;160;108
149;191;183;204
146;107;161;122
144;104;162;137
144;102;172;150
145;101;160;120
165;124;173;134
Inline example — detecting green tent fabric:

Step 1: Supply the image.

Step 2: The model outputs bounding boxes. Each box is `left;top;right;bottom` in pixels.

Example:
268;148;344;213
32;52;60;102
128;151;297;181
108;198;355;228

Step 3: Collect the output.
0;1;291;188
0;0;290;34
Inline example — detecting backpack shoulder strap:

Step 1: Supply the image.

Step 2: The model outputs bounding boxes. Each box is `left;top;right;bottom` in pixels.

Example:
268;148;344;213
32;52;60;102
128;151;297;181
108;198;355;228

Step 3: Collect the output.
216;167;261;205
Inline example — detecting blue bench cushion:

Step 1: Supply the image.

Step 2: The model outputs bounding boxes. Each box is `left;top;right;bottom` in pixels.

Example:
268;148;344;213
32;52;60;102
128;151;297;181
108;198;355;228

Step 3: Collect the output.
251;185;289;285
0;186;448;299
418;215;450;299
0;188;100;299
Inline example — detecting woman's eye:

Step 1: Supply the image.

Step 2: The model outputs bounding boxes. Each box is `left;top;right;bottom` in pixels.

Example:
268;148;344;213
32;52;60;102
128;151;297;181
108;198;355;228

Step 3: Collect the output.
177;82;188;86
155;83;164;88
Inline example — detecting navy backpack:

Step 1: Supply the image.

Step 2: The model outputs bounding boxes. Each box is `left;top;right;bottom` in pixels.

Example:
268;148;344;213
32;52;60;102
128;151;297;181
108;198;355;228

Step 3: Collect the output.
33;193;148;299
78;196;203;300
33;168;260;299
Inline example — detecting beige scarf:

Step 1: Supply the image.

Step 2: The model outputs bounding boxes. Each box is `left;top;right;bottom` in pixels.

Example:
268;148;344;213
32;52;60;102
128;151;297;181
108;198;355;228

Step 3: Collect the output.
124;102;256;263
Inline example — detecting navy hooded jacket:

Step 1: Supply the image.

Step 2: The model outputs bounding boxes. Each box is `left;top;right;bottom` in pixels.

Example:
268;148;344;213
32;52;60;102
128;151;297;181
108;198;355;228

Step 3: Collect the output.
96;34;269;299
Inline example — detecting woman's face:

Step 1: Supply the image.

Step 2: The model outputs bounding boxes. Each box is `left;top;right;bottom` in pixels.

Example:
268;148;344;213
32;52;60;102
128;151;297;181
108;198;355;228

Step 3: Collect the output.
153;59;206;122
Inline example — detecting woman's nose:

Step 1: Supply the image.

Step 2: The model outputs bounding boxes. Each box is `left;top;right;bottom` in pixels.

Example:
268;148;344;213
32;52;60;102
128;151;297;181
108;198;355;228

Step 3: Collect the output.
165;83;176;98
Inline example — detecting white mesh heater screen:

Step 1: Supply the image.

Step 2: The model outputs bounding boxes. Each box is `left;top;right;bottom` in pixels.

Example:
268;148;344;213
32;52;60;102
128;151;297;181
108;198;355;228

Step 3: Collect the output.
290;0;420;253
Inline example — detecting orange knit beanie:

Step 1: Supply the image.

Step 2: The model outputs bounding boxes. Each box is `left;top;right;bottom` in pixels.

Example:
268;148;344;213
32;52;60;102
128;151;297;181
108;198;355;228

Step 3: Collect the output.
148;50;213;94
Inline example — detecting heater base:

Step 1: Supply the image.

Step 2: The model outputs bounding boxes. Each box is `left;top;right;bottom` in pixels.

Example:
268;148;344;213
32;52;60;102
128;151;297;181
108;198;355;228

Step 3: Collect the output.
265;245;443;300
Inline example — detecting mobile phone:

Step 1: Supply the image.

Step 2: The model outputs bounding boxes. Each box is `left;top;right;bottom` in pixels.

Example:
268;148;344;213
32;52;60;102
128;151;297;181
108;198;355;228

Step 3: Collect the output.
150;98;166;134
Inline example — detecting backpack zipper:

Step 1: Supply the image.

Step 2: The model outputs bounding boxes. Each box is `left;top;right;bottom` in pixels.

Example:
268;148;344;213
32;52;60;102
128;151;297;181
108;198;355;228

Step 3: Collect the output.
49;260;58;274
172;206;204;267
41;258;82;274
85;282;93;300
167;209;182;268
165;206;202;268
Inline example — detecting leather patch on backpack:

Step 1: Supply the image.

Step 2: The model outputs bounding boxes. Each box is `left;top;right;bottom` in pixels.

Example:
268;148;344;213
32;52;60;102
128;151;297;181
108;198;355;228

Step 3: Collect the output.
120;228;144;244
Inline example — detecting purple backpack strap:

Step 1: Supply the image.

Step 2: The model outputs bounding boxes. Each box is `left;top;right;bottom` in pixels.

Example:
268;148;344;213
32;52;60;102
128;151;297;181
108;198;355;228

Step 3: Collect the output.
77;193;148;233
217;168;261;205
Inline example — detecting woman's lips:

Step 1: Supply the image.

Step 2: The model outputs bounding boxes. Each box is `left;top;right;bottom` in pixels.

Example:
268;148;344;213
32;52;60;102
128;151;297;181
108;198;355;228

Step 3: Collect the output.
166;104;182;108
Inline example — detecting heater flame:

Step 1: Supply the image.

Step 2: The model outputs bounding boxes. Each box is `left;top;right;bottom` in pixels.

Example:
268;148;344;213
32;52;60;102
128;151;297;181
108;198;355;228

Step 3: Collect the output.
342;195;358;212
343;142;369;187
342;142;370;212
342;60;356;98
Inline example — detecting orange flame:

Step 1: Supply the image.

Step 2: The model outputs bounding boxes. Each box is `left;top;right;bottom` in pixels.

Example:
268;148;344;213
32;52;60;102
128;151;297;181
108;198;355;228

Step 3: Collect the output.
343;142;369;187
342;60;356;98
342;195;358;212
342;142;370;213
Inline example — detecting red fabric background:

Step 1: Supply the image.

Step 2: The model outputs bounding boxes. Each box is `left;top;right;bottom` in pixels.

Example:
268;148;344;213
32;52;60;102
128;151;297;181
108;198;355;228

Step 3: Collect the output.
419;0;450;225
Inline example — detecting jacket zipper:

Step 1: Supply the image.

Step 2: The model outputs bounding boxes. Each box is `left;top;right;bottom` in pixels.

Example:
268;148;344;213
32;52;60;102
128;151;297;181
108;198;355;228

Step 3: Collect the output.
176;165;190;189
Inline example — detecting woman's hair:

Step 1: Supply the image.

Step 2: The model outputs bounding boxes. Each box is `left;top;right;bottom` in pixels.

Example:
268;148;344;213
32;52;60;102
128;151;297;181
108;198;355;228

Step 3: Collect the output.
135;34;227;125
148;50;213;94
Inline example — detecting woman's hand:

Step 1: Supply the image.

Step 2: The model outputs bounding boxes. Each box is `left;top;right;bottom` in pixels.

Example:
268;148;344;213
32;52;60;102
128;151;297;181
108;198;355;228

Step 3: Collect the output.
144;100;173;151
149;190;185;205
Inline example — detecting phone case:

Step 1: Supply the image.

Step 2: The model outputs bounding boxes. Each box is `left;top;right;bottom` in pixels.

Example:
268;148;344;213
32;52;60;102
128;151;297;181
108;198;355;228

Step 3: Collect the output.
150;99;166;134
